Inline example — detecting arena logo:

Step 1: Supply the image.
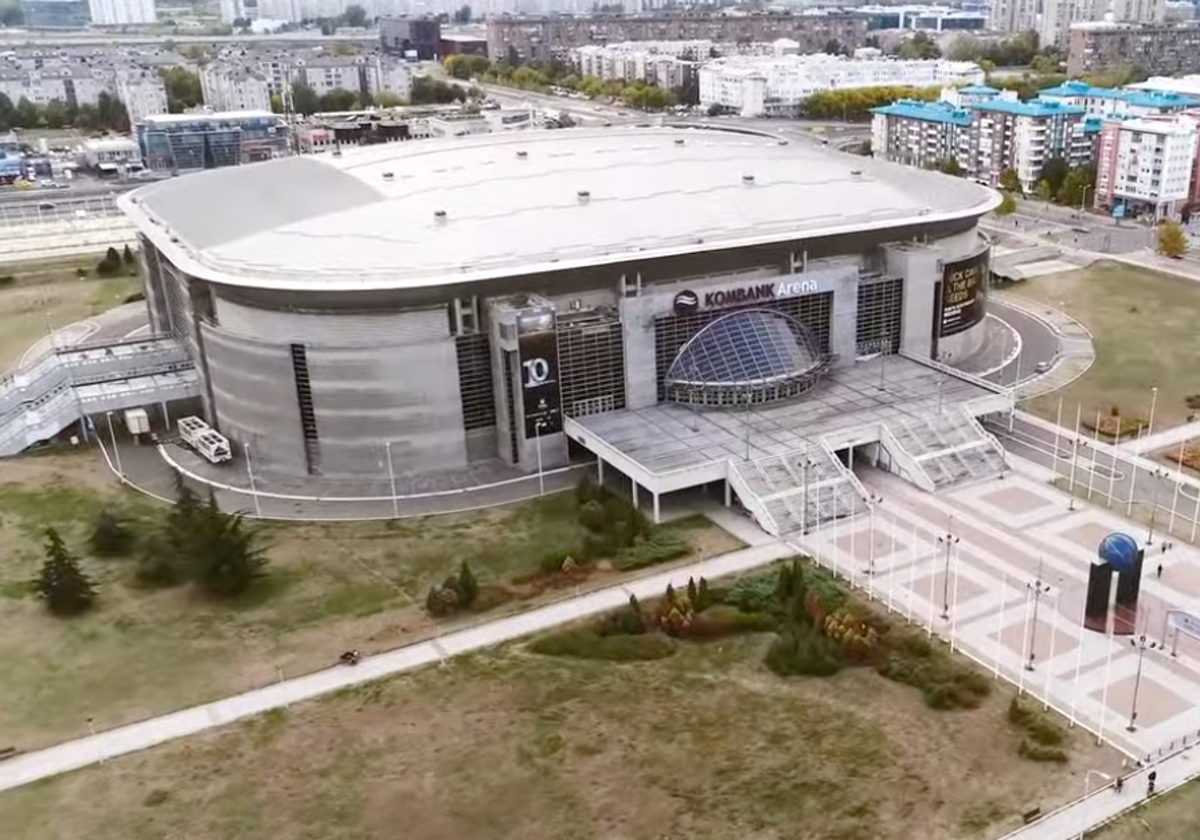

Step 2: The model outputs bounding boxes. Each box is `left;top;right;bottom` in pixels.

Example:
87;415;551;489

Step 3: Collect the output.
678;278;821;313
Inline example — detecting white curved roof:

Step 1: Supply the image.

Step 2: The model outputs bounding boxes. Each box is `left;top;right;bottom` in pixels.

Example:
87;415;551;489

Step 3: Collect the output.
119;126;1000;292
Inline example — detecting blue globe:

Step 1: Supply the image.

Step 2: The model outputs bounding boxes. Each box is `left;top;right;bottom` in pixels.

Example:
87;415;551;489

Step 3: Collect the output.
1098;533;1140;572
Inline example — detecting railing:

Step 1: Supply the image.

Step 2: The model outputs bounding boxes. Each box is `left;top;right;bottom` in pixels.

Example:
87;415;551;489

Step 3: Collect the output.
726;460;781;537
877;423;936;492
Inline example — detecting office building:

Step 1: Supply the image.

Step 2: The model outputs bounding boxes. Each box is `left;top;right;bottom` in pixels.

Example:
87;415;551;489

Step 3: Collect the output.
380;16;442;61
136;111;288;172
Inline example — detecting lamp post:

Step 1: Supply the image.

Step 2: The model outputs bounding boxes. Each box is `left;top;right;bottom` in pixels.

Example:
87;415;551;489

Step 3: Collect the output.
534;418;547;496
1127;633;1159;732
1147;466;1168;546
865;493;883;577
1148;386;1159;437
1079;184;1093;220
105;410;123;477
937;516;959;620
1025;558;1052;672
1077;769;1112;840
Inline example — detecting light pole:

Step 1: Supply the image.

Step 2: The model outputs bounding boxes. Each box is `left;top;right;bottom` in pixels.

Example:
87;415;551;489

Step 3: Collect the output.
105;410;123;476
865;493;882;577
534;418;547;496
1147;466;1167;546
1148;386;1159;437
385;440;399;519
1025;558;1052;672
937;516;958;620
1127;633;1159;732
1079;184;1093;219
1078;769;1112;840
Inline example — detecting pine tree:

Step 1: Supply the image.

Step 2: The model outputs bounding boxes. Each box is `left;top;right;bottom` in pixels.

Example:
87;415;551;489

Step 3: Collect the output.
35;528;97;616
89;509;134;557
122;244;134;265
697;577;711;611
455;561;478;608
687;576;698;608
190;498;266;599
776;563;795;603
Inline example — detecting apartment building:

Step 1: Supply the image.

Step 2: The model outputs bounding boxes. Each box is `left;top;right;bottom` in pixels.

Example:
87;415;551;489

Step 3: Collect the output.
872;87;1089;191
571;43;704;89
1114;0;1166;24
1067;22;1200;76
699;54;984;118
0;65;108;107
989;0;1039;34
114;70;169;121
200;64;273;112
88;0;155;26
1038;79;1199;115
1040;0;1101;49
1095;114;1199;217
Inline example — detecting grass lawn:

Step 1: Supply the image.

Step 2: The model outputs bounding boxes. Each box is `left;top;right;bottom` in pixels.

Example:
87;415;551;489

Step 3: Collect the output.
0;253;141;372
1089;777;1200;839
1015;261;1200;433
0;633;1121;840
0;451;743;752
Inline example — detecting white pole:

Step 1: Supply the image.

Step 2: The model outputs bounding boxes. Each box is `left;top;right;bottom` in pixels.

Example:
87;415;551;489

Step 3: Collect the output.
1054;393;1064;484
385;441;399;519
105;411;123;476
950;540;962;653
1018;587;1032;694
907;520;917;623
1043;595;1060;711
1069;597;1087;727
1068;403;1082;495
1097;622;1115;745
850;508;858;590
867;505;876;601
1169;439;1184;535
535;425;545;496
1127;438;1139;516
927;550;936;638
1191;482;1200;542
831;488;840;579
244;442;262;517
886;511;896;614
994;570;1007;679
1148;386;1159;437
1088;409;1101;500
1108;422;1121;509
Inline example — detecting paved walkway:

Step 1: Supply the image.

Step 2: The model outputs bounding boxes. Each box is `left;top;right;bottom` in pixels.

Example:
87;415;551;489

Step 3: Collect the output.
1118;421;1200;457
998;746;1198;839
0;538;791;794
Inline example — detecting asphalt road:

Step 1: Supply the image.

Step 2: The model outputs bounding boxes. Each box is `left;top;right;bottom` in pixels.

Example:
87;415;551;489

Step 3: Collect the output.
986;298;1061;387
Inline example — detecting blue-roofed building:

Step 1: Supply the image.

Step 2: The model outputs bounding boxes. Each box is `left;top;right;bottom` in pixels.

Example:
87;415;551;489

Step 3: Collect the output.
1037;81;1200;117
872;86;1091;191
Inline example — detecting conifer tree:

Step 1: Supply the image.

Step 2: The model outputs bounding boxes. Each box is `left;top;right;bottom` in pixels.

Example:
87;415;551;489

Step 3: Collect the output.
35;528;97;616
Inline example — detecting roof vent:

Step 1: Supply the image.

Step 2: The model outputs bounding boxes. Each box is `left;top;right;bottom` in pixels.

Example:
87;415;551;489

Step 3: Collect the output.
382;171;394;181
516;150;528;159
777;139;789;146
674;138;685;146
434;209;447;223
742;174;755;185
850;169;863;178
577;189;590;204
332;145;342;158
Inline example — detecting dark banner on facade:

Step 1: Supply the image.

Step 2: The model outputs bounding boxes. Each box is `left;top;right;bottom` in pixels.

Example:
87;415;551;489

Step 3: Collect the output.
939;250;989;337
517;307;562;438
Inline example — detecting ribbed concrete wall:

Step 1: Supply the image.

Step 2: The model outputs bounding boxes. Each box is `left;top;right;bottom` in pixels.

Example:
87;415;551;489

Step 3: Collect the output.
212;297;448;347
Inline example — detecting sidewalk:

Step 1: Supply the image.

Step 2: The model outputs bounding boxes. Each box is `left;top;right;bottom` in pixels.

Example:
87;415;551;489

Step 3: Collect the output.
999;746;1199;839
0;538;792;794
1118;421;1200;457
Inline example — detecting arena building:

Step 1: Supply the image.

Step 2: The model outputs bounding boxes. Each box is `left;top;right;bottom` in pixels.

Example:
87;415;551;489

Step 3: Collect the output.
119;126;1012;535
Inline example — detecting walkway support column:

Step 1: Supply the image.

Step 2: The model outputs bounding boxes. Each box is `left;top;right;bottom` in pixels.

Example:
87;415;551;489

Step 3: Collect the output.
597;454;604;486
724;479;732;507
653;491;660;524
631;478;639;509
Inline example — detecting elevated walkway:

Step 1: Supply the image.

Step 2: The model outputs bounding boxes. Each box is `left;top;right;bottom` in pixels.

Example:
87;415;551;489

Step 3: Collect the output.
0;335;200;456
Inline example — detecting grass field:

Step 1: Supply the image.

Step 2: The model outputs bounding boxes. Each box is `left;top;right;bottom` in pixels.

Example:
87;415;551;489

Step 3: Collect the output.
0;451;743;752
1015;261;1200;432
0;253;140;372
1090;777;1200;839
0;633;1121;840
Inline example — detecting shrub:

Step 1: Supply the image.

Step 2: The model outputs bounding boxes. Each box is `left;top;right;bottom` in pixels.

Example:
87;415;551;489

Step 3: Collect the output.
613;532;689;570
453;561;478;608
35;528;97;616
0;275;14;287
680;605;777;639
537;549;576;575
764;626;843;677
876;652;991;710
727;573;778;614
529;627;676;661
123;291;146;304
75;266;88;278
597;594;646;636
89;509;135;557
133;535;183;589
425;584;458;617
1009;696;1067;746
1018;739;1068;763
574;472;601;505
578;500;607;534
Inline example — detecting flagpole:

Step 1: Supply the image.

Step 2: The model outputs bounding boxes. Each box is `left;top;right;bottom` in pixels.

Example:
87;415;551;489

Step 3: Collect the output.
1087;409;1101;500
1053;394;1064;485
1018;587;1032;695
1068;403;1082;497
1042;594;1059;711
994;570;1007;679
950;540;962;653
1108;421;1121;509
1069;597;1087;727
908;520;918;623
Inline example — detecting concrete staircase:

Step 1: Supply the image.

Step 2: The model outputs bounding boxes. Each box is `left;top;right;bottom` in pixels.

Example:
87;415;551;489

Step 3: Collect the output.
882;410;1007;492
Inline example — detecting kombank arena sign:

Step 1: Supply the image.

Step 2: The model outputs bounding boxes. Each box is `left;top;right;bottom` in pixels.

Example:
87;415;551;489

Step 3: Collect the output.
674;279;821;316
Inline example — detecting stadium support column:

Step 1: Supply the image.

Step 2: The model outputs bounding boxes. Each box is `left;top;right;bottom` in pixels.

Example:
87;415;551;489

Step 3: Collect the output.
597;454;604;486
653;491;660;524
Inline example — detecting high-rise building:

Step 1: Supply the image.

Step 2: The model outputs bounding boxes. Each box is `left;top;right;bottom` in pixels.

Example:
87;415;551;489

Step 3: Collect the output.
88;0;155;25
1040;0;1100;49
1068;21;1200;76
1113;0;1166;24
988;0;1038;34
380;16;442;61
20;0;89;28
1095;114;1199;217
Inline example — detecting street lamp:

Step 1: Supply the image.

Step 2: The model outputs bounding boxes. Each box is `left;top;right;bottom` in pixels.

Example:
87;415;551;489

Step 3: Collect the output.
937;517;959;620
1025;558;1052;672
1079;184;1093;219
1147;466;1168;546
1077;769;1112;840
1127;633;1159;732
865;493;883;576
104;410;123;476
1148;386;1159;437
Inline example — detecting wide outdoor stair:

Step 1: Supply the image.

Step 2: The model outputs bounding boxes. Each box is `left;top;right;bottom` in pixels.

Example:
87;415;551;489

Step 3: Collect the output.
885;411;1006;491
729;444;869;537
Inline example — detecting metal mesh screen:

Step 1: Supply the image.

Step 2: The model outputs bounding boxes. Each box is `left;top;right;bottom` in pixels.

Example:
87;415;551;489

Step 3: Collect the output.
855;276;904;357
455;333;496;431
558;315;626;418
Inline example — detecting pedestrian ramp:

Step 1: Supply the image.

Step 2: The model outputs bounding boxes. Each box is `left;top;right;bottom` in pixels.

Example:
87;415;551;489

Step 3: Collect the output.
727;443;870;537
882;411;1007;492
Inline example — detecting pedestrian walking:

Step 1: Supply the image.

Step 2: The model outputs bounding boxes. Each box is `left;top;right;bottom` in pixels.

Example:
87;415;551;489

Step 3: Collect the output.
1157;564;1164;580
1115;775;1124;793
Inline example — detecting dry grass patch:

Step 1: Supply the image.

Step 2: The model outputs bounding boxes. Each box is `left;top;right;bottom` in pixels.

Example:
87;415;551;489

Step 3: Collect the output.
0;637;1121;840
0;451;742;751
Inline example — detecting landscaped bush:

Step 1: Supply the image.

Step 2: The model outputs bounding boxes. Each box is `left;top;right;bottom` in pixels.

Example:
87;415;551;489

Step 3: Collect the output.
727;573;777;614
1009;696;1067;748
680;605;777;639
529;626;676;661
0;275;14;287
613;532;689;571
88;509;135;557
1017;738;1068;763
764;625;843;677
424;561;480;618
876;647;992;710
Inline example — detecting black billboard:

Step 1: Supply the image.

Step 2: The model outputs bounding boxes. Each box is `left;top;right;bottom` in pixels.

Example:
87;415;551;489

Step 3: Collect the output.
517;307;562;438
939;250;989;337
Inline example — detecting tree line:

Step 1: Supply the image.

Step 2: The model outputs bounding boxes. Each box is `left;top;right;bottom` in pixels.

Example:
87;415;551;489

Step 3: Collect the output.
803;85;941;121
0;91;128;132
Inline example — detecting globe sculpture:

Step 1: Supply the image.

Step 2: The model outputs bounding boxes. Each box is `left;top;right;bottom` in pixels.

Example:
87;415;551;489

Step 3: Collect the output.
1098;532;1140;572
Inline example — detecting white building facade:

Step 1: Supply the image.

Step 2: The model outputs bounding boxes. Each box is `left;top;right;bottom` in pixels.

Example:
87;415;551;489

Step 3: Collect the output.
200;64;273;112
88;0;156;25
115;71;169;121
699;55;984;118
1095;115;1198;217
